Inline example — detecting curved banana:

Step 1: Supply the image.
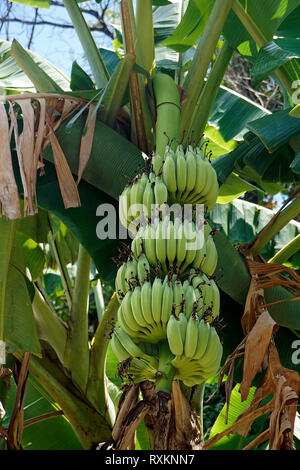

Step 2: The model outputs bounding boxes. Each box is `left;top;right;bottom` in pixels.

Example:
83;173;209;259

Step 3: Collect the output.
131;286;149;328
152;153;163;175
140;281;154;326
143;181;155;221
154;176;168;206
167;314;184;356
151;277;164;324
201;235;218;276
122;290;146;333
162;154;177;193
166;220;176;267
161;280;173;325
144;225;157;266
156;222;168;272
114;327;158;369
137;253;150;285
184;314;199;358
124;258;138;290
115;263;128;301
193;319;210;360
173;279;184;317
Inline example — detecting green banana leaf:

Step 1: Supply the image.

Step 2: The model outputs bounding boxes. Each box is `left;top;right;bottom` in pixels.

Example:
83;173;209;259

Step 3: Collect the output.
0;219;41;355
223;0;300;57
2;372;83;450
208;384;257;450
0;40;70;92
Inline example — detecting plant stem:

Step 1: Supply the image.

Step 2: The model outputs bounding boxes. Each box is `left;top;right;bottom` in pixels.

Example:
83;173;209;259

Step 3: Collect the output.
11;40;62;93
86;293;119;425
62;0;109;89
32;286;68;365
186;40;233;145
232;0;294;96
174;0;187;87
180;0;234;141
251;196;300;257
268;234;300;265
48;216;73;310
64;244;91;392
15;352;112;449
155;342;176;394
93;279;105;322
136;0;155;75
100;53;136;128
152;73;181;156
190;381;205;440
120;0;154;154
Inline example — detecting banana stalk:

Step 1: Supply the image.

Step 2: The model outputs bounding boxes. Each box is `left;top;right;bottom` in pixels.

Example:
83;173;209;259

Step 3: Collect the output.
64;244;91;392
155;341;176;394
136;0;155;76
179;0;234;141
152;73;181;157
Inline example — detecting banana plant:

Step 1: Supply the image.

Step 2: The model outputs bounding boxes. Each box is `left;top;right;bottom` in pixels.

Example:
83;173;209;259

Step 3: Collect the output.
0;0;300;451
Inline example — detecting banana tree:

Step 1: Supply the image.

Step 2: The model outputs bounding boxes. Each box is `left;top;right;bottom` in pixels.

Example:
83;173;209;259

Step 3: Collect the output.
0;0;300;451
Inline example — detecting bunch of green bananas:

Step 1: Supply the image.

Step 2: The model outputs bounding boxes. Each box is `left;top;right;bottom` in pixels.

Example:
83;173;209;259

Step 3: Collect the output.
119;171;169;230
113;142;222;392
131;218;218;277
168;316;223;387
152;144;219;211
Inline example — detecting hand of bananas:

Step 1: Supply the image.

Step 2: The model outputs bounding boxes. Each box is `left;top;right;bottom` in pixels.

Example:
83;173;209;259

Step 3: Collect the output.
119;143;219;231
113;143;222;393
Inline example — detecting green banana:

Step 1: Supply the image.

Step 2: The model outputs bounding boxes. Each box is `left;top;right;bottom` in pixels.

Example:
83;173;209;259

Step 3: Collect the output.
151;277;164;324
114;327;158;369
154;176;168;206
124;258;138;290
173;279;184;317
137;253;150;285
162;153;177;193
161;280;173;325
143;181;155;221
144;224;157;266
184;147;197;195
184;314;200;358
193;319;210;360
166;220;176;266
131;286;149;328
201;235;218;276
167;314;184;356
140;281;154;325
115;263;127;301
122;290;146;333
156;222;168;272
152;153;164;175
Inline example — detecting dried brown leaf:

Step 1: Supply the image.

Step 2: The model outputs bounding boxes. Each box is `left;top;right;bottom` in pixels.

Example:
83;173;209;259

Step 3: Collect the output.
0;102;21;219
77;104;97;184
240;311;278;401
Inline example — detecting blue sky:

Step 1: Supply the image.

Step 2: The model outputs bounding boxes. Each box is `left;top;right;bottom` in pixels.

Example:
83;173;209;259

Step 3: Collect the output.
1;2;114;78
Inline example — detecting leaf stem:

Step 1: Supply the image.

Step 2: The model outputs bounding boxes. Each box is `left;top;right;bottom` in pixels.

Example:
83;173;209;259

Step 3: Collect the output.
268;234;300;265
86;293;119;425
62;0;109;89
155;342;175;395
232;0;294;96
186;40;233;145
180;0;234;140
251;195;300;257
64;244;91;392
32;285;68;365
136;0;155;75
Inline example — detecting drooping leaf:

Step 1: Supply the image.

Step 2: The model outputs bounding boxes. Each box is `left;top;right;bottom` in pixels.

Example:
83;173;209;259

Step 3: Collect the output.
160;0;215;52
3;374;83;450
9;0;50;7
0;41;70;92
223;0;300;58
0;220;41;355
251;41;300;86
70;61;95;91
217;173;264;204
